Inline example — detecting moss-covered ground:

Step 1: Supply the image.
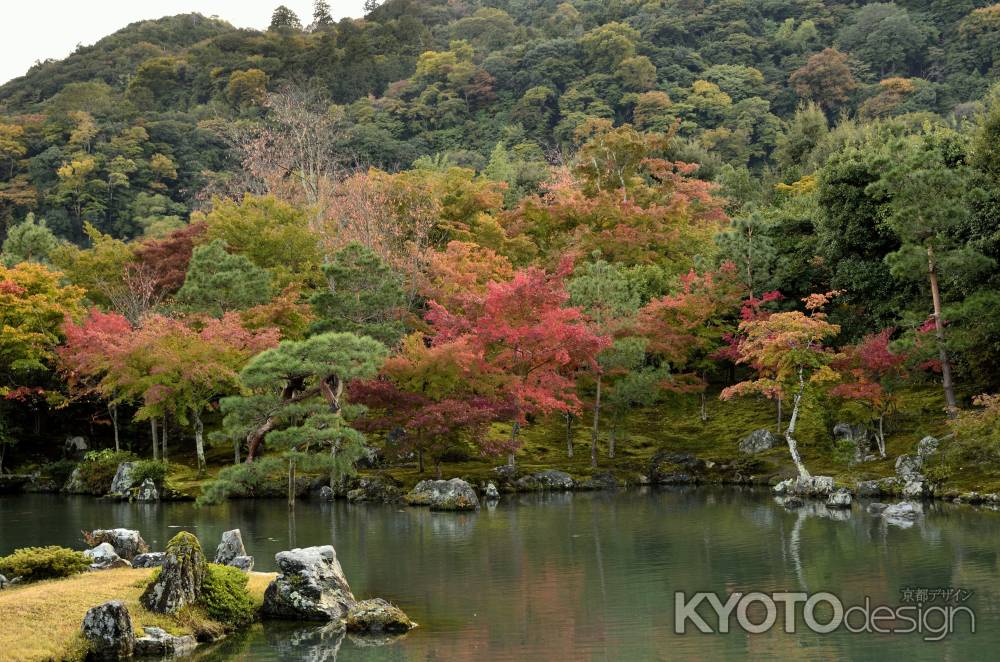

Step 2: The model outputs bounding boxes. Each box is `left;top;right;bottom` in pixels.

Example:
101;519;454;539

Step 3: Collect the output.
0;567;275;662
145;386;1000;499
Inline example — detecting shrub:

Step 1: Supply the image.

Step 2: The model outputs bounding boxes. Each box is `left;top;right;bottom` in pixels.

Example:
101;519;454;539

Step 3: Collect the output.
0;546;90;581
199;564;256;627
197;457;288;505
42;459;78;487
132;460;169;487
78;450;137;494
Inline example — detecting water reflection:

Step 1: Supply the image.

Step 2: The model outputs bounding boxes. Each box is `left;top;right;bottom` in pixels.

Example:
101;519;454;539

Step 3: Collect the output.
2;489;999;660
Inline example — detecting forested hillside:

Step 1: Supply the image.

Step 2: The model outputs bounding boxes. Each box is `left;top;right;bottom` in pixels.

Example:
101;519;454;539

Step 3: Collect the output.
2;0;1000;495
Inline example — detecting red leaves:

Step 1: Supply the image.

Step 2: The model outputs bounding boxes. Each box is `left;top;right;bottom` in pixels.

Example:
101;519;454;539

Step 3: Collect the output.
637;263;745;389
132;222;206;296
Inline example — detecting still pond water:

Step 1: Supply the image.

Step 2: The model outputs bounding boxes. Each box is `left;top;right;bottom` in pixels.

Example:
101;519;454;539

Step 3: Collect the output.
1;489;999;661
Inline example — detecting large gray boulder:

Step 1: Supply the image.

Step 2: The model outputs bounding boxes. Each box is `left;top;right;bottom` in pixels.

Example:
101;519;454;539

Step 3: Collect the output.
773;475;835;497
855;478;898;498
895;454;923;479
262;545;356;621
140;532;206;614
132;552;165;569
230;555;254;572
134;626;196;657
63;467;85;494
0;573;8;589
345;475;403;503
833;423;872;462
214;529;247;566
515;470;574;491
84;542;131;570
405;478;480;511
109;462;137;496
85;528;148;561
826;488;853;509
902;476;931;499
739;429;776;455
81;601;135;660
135;478;159;502
917;436;940;458
346;598;416;634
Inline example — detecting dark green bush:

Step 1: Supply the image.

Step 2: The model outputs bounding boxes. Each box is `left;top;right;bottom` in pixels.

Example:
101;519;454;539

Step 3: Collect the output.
132;459;169;487
0;546;90;581
42;459;78;487
199;564;256;626
78;450;137;494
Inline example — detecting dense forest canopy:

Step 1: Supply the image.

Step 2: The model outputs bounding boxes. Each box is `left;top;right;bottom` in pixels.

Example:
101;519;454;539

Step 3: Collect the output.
3;0;1000;489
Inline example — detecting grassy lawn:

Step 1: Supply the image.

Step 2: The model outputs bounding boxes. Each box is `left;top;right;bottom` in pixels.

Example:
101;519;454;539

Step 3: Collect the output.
0;568;275;662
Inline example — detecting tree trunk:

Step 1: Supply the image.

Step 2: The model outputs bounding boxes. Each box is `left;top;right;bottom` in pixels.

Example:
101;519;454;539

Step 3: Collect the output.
193;410;206;476
699;391;708;423
591;374;601;468
435;460;442;480
776;397;782;434
109;403;119;453
234;438;241;464
785;369;811;479
927;244;958;417
609;416;617;459
161;416;168;462
876;413;886;458
150;418;159;461
565;412;574;458
508;420;519;467
287;457;296;510
245;376;321;461
417;449;424;474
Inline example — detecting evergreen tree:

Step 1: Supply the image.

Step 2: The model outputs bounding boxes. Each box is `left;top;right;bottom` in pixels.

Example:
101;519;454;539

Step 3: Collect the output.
269;5;303;31
312;0;334;29
310;242;406;346
176;239;272;316
1;213;59;265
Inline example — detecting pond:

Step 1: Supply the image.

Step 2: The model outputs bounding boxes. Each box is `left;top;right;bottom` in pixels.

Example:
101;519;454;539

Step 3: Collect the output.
1;489;998;660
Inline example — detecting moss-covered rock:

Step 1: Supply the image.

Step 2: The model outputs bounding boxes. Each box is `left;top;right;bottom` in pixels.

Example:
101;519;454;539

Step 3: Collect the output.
346;598;415;634
405;478;479;511
140;531;206;614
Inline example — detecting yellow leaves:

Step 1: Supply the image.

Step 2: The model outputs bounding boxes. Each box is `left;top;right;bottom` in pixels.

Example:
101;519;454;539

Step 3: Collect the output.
56;156;96;184
809;364;842;385
775;175;817;196
0;262;85;372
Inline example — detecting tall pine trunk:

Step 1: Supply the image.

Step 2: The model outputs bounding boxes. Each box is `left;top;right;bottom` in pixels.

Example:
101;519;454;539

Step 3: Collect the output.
927;244;958;417
287;457;296;510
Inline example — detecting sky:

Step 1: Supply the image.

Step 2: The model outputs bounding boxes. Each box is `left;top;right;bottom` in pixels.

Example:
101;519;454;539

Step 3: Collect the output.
0;1;369;85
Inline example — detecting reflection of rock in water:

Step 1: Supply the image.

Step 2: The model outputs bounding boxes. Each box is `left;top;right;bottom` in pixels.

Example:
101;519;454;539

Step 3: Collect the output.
264;622;345;662
347;632;407;648
774;497;852;521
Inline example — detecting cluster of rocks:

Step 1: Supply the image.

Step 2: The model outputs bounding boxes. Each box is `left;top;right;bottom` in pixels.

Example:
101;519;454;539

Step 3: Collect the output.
261;544;416;635
79;528;150;570
215;529;254;571
81;601;195;661
108;462;160;502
